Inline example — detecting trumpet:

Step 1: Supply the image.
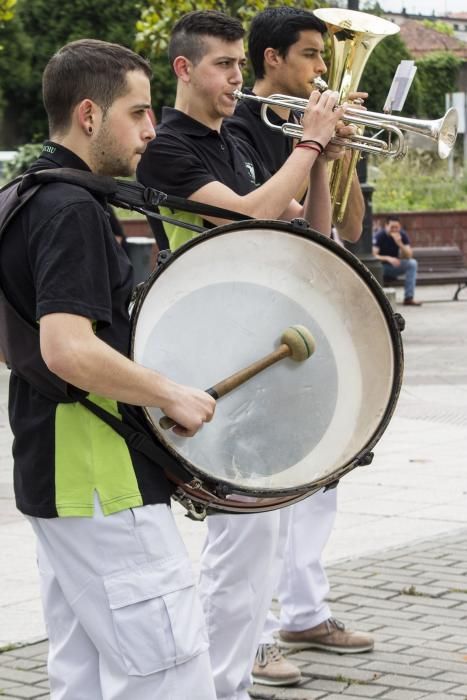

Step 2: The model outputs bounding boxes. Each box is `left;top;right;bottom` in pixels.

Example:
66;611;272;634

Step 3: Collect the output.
232;89;459;161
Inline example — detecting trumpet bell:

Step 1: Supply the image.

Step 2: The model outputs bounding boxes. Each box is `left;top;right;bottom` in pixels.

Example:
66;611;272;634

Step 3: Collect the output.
438;107;459;159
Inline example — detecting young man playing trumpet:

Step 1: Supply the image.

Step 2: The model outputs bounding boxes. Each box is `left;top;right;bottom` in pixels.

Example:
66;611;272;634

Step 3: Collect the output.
137;10;355;699
225;6;374;687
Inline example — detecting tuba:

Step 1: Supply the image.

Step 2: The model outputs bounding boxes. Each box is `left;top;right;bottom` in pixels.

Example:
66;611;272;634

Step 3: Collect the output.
313;8;400;223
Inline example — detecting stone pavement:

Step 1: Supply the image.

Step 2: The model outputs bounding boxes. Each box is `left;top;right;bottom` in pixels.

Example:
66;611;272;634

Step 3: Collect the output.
249;530;467;699
1;531;466;699
0;283;466;698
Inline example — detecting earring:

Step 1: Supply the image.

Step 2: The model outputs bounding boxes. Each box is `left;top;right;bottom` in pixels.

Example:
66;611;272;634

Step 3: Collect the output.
88;126;93;134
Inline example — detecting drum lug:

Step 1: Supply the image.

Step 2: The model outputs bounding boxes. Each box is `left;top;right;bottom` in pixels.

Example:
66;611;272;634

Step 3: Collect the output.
357;451;374;467
290;217;310;231
324;479;339;492
394;312;405;332
188;477;203;490
173;487;208;522
157;249;172;268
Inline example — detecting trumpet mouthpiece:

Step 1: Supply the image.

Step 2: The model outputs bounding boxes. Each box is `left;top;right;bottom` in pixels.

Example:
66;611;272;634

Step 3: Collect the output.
313;77;328;92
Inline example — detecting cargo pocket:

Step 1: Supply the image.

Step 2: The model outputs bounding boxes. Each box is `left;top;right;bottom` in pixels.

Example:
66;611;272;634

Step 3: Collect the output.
103;556;209;676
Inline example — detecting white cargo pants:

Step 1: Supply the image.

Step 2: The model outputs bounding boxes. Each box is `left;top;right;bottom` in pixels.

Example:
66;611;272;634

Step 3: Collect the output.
199;487;337;700
262;487;337;641
28;494;216;700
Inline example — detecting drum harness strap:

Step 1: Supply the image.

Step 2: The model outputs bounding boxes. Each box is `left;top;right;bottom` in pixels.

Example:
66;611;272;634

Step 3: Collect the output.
0;168;250;485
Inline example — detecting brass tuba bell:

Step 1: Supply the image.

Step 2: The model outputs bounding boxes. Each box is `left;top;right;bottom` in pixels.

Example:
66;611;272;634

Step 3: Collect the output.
313;8;400;223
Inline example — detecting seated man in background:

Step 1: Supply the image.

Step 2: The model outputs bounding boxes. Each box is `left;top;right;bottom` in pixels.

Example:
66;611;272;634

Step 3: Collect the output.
373;216;422;306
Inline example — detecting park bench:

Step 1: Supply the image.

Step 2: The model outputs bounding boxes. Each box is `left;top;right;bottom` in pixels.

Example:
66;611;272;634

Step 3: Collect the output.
383;245;467;301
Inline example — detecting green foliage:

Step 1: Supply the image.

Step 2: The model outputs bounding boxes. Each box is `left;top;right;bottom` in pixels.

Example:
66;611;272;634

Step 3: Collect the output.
151;60;176;122
370;151;467;212
362;33;422;115
0;0;15;51
136;0;320;59
415;51;461;119
0;0;15;23
0;0;142;143
1;142;42;182
136;0;223;59
422;19;454;36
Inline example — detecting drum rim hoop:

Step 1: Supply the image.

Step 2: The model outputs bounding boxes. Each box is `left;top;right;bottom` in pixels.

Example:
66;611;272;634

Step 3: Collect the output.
130;218;404;496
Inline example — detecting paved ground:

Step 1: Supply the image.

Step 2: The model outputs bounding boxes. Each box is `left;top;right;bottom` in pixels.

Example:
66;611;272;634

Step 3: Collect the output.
1;531;466;699
0;284;466;698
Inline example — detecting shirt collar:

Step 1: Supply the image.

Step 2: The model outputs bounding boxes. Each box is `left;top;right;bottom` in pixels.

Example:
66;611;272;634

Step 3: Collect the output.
161;107;227;138
32;141;91;172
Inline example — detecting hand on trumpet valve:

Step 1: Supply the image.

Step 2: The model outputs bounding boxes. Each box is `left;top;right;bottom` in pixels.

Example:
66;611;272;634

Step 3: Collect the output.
321;140;347;162
301;90;345;149
348;91;368;110
319;119;357;161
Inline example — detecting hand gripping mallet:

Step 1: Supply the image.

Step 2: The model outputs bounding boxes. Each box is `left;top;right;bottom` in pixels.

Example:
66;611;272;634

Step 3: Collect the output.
159;324;316;430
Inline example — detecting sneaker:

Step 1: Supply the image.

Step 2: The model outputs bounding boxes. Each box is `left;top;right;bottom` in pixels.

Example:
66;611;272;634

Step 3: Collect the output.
252;643;301;686
279;617;374;654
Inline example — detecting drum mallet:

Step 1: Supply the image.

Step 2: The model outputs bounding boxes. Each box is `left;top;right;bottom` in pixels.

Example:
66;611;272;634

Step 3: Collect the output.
159;324;316;430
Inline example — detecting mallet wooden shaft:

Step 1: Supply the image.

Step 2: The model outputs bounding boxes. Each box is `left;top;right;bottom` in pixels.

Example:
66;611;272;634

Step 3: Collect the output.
159;325;315;431
211;343;292;398
159;344;291;430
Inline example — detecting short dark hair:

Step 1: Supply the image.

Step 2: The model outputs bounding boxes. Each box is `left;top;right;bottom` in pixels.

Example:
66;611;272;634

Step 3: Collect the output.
43;39;152;136
386;216;401;223
168;10;244;69
248;7;327;80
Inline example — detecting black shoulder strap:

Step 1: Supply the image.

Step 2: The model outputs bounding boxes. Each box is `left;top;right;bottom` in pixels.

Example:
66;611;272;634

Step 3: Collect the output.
78;396;193;484
0;178;41;237
16;168;251;226
0;169;197;479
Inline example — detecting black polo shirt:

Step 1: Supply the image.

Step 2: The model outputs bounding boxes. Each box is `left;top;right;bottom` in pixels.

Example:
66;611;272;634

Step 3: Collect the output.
374;228;410;258
0;142;172;517
137;107;270;250
225;89;294;176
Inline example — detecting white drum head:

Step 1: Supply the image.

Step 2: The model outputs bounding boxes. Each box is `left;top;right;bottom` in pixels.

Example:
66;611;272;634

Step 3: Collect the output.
132;223;402;496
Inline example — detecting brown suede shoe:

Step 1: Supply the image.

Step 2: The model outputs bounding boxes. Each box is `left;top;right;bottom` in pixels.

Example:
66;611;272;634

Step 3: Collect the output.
279;617;374;654
403;297;423;306
252;643;301;686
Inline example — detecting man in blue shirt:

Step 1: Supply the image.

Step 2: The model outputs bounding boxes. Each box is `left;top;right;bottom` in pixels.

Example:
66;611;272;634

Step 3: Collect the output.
373;216;422;306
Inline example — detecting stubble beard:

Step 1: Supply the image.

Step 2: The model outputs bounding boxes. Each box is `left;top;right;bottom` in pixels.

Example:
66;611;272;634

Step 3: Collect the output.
90;123;134;177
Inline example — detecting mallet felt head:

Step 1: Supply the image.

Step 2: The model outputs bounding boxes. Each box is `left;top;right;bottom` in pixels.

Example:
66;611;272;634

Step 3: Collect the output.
281;325;316;362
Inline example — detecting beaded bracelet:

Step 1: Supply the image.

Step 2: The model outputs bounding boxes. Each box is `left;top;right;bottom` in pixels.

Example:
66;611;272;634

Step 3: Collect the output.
297;138;324;155
295;142;322;156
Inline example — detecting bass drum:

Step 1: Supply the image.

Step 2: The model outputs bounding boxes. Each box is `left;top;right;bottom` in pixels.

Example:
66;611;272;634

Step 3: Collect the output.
130;219;404;518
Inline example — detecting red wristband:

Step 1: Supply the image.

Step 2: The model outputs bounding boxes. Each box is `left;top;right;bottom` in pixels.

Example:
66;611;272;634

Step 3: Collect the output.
295;142;322;156
298;138;324;154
